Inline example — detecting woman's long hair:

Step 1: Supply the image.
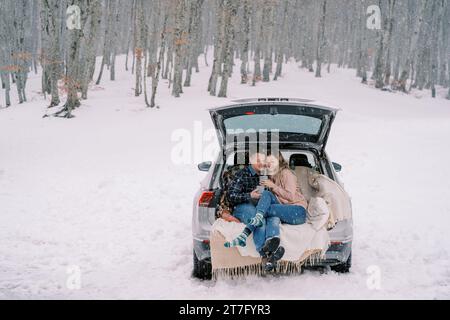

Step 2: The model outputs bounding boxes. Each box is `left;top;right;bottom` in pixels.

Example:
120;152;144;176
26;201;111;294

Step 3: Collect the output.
269;151;291;182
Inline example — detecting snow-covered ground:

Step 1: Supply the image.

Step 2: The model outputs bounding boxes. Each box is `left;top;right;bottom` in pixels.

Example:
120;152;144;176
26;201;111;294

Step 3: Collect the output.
1;55;450;299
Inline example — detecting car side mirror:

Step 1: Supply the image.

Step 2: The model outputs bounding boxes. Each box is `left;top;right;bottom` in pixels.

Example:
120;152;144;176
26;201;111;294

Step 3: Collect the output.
198;161;212;172
332;162;342;173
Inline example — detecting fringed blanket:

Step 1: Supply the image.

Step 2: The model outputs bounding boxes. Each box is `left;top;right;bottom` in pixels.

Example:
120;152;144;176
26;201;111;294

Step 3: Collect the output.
210;197;331;279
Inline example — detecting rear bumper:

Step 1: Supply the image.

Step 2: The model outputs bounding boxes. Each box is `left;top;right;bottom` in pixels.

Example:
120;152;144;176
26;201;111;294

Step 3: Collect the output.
305;241;352;267
193;239;352;266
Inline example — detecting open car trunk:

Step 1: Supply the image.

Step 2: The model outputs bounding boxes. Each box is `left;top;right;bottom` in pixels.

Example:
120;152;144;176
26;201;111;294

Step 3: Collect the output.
203;100;352;278
209;99;339;157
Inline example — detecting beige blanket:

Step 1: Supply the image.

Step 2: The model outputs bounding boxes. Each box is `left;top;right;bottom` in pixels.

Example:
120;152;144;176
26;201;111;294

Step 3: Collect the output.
210;197;331;279
296;168;352;229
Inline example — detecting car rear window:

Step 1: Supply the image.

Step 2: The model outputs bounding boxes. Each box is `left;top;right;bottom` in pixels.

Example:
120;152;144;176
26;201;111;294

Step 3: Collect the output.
223;114;322;135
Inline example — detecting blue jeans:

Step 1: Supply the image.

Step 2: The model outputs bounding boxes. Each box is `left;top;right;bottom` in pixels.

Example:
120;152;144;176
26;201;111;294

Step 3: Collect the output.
233;203;280;256
256;190;307;235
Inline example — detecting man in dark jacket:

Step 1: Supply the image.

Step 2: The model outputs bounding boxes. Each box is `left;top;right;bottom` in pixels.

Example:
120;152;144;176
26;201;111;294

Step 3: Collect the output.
227;153;264;207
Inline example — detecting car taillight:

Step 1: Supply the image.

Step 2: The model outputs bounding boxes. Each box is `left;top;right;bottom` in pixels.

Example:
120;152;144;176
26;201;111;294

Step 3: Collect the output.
199;191;215;207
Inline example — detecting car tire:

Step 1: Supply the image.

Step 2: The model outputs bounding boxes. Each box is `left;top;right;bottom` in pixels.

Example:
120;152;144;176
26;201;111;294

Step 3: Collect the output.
193;250;212;280
331;253;352;273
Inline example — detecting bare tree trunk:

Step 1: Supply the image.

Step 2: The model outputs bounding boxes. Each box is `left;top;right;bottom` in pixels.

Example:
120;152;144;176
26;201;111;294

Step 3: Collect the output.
208;0;225;95
41;0;63;107
252;6;263;86
53;0;87;118
81;0;101;100
125;2;135;72
315;0;327;78
429;1;442;98
374;0;396;89
262;0;274;82
0;0;13;107
172;0;186;98
95;0;113;85
109;0;119;81
150;13;169;108
134;0;144;97
218;0;238;98
274;0;289;81
240;0;250;84
13;0;29;104
143;21;150;107
184;0;204;87
399;0;428;93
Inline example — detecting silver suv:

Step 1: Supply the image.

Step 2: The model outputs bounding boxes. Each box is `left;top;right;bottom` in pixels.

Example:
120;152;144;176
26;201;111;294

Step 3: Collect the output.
192;98;353;280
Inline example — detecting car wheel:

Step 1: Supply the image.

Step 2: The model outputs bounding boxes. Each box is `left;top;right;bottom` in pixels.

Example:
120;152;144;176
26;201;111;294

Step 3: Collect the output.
193;250;212;280
331;253;352;273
